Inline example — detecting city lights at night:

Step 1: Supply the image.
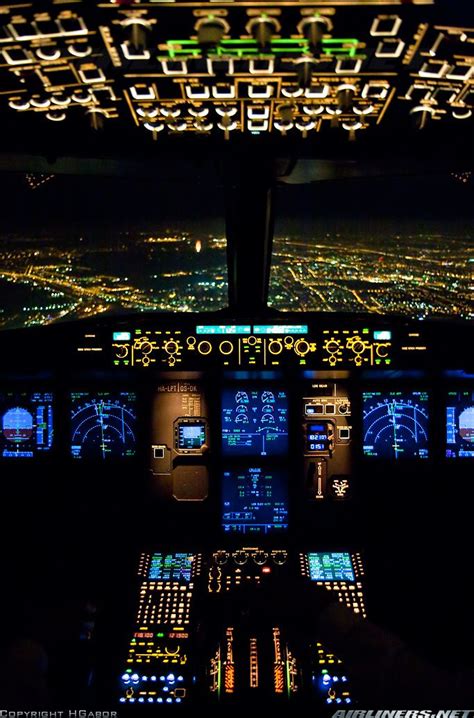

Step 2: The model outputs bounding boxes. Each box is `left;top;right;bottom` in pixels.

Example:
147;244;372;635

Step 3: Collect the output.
270;228;473;319
0;230;227;329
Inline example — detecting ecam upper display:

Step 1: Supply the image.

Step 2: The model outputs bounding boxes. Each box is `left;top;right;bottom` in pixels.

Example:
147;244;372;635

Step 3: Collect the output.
221;388;289;457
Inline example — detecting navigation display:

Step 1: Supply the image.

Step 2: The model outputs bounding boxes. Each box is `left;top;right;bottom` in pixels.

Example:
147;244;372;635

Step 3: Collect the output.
446;390;474;458
147;553;193;582
222;467;288;534
0;391;53;458
363;390;429;459
307;552;355;582
71;391;137;459
221;388;288;456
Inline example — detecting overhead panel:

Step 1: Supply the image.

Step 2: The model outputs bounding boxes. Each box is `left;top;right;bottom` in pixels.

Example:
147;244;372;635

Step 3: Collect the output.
0;1;472;137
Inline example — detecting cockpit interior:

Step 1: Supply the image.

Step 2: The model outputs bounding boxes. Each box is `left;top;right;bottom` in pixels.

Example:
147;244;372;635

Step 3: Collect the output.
0;0;473;713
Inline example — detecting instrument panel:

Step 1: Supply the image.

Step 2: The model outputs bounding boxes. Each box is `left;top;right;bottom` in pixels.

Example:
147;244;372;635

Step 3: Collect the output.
105;322;425;370
0;390;53;458
70;390;137;460
362;389;430;460
118;549;365;707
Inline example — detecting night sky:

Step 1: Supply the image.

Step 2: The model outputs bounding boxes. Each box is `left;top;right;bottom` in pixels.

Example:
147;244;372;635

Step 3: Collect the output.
0;166;472;235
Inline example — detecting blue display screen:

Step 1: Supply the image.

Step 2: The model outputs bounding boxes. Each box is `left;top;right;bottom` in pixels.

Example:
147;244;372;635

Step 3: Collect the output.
446;390;474;458
222;467;288;534
221;388;288;456
147;553;193;582
253;325;308;335
71;391;137;459
305;422;331;452
307;552;355;582
0;391;53;458
196;325;251;335
363;390;429;459
177;422;206;450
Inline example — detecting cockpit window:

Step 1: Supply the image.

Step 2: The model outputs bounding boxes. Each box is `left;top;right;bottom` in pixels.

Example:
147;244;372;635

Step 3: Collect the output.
0;168;227;330
269;171;473;320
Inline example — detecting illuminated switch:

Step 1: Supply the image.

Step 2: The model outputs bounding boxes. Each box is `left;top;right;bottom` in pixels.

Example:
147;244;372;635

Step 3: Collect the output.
57;17;88;35
35;20;58;37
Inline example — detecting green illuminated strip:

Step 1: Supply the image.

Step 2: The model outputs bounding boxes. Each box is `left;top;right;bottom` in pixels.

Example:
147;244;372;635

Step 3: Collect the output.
164;37;358;59
196;325;251;335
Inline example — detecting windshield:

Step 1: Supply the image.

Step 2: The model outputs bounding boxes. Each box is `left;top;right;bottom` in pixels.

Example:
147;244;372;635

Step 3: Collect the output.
269;171;473;320
0;167;227;330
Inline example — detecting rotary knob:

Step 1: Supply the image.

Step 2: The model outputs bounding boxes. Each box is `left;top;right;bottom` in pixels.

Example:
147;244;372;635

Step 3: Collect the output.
233;550;249;565
219;340;234;355
272;550;288;565
195;16;229;51
268;339;283;355
350;340;366;355
324;339;341;354
115;345;128;359
297;15;333;54
197;340;212;355
246;15;281;50
253;551;268;566
163;339;181;355
138;340;153;355
294;338;311;357
214;551;229;565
